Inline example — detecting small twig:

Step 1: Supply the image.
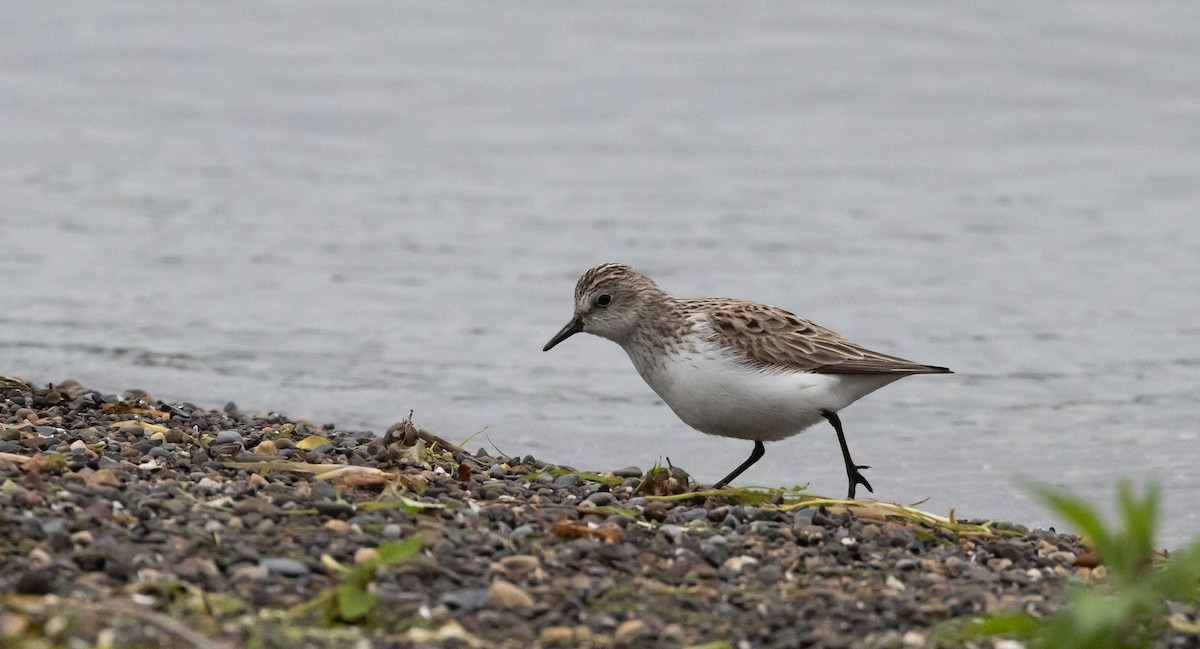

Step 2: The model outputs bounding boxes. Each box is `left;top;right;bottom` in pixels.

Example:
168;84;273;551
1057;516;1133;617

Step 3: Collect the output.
417;429;465;455
98;599;224;649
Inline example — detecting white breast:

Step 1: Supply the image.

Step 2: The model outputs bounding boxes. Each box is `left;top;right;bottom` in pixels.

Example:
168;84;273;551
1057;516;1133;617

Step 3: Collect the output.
623;332;901;442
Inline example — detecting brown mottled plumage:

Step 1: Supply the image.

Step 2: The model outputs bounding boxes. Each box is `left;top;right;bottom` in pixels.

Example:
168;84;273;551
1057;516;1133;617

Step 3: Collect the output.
544;263;952;498
702;301;949;375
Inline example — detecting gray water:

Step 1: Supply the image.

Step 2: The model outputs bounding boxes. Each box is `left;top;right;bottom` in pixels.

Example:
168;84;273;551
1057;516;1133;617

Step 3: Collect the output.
3;2;1199;546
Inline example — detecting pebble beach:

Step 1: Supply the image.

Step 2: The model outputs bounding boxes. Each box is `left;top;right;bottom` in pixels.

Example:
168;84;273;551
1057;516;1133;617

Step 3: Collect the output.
0;377;1191;648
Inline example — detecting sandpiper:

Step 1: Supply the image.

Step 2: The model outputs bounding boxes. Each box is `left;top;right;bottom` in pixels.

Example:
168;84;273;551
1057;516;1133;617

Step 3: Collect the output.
542;263;951;499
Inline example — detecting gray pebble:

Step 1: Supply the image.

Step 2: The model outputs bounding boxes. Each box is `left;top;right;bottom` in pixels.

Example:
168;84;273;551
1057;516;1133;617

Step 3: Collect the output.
310;480;337;501
585;492;614;506
213;430;244;447
700;540;729;566
787;508;816;523
313;500;353;518
42;519;67;535
552;473;581;487
612;466;643;478
509;524;535;543
660;525;685;541
440;588;489;611
259;557;310;577
732;505;760;521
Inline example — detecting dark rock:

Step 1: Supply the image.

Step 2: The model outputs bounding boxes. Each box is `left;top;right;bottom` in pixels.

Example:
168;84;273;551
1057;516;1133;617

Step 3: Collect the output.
585;492;614;507
15;569;55;595
553;473;581;488
440;588;490;611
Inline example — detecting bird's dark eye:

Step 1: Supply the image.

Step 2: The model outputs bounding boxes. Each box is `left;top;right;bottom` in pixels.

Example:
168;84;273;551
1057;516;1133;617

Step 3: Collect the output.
596;294;612;307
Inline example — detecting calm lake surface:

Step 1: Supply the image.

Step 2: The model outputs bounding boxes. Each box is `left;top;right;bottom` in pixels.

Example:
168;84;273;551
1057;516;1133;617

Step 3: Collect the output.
3;2;1198;546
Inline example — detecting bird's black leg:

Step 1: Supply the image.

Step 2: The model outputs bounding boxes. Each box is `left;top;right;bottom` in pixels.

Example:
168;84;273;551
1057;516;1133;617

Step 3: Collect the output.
713;440;765;488
820;409;873;499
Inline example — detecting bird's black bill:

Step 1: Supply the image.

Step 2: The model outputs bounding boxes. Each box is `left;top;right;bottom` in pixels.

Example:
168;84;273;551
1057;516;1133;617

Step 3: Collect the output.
543;316;583;351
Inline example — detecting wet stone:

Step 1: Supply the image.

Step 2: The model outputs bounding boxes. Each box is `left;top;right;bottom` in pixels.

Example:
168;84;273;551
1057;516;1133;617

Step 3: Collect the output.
612;466;643;478
212;430;244;447
259;558;310;577
552;473;581;488
441;588;489;611
585;491;614;507
310;480;337;501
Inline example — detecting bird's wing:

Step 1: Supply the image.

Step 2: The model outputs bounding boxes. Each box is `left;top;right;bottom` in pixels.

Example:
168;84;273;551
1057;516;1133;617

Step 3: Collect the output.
703;301;950;375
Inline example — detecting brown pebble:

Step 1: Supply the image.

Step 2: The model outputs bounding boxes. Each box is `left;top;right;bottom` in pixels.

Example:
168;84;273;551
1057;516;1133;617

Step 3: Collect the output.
537;626;575;646
643;500;670;522
485;579;534;610
254;440;278;455
660;623;687;644
499;554;540;578
614;619;649;645
86;468;120;488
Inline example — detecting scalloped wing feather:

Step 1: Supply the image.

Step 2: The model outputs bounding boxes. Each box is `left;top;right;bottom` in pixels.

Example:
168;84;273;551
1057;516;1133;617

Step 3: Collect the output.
704;302;951;375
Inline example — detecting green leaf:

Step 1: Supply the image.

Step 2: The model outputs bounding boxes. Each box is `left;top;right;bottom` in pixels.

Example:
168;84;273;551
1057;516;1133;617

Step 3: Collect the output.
1029;482;1114;556
336;582;378;621
398;495;446;513
1149;541;1200;603
645;465;669;479
968;611;1039;636
375;537;422;566
1110;481;1158;581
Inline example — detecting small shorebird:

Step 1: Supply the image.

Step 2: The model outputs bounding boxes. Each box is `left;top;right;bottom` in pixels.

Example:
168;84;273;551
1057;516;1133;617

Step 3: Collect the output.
542;263;951;499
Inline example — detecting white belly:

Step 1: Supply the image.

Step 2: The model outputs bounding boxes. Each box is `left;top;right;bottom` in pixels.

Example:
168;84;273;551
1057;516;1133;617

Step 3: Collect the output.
627;343;901;442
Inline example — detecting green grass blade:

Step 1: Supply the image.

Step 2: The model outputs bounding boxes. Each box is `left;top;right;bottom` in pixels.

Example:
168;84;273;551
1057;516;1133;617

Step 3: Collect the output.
336;583;378;621
375;537;422;565
1029;482;1114;557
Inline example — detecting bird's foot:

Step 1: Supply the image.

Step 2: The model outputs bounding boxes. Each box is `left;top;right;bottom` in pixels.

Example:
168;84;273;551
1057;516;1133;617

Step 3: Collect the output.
846;464;873;500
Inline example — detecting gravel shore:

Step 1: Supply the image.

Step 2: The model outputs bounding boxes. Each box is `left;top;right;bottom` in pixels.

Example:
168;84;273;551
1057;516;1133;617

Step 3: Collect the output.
0;377;1124;648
